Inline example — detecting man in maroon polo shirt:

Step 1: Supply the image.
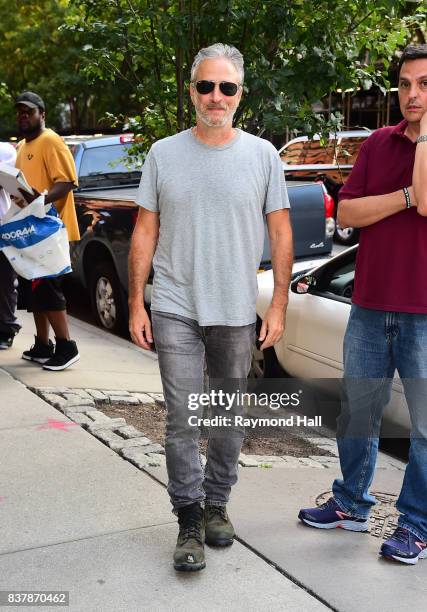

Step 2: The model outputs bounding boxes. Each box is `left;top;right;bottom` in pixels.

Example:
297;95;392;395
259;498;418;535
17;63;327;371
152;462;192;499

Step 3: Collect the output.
298;44;427;565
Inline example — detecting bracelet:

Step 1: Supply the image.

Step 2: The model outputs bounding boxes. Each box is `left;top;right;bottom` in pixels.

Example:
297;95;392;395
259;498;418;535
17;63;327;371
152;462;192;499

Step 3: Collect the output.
416;135;427;143
403;187;412;209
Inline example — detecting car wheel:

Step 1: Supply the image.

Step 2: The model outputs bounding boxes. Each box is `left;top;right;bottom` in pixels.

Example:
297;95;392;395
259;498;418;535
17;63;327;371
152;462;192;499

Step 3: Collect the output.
334;224;359;246
89;261;128;334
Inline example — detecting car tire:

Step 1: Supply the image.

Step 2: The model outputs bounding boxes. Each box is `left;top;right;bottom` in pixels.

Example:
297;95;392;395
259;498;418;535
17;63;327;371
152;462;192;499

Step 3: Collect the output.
334;224;359;246
251;345;285;378
250;318;287;379
89;261;128;334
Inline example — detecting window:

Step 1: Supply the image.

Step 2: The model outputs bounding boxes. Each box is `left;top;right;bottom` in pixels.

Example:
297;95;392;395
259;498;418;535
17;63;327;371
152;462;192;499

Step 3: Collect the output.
280;140;335;166
313;251;356;301
79;144;140;178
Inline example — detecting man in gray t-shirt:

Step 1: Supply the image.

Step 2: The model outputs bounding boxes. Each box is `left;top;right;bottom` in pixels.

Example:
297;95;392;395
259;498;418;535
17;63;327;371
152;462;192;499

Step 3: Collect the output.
129;43;293;573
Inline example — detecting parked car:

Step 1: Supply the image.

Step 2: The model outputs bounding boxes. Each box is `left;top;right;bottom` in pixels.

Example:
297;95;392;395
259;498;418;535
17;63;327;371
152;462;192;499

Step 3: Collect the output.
253;245;410;435
68;135;334;333
279;129;372;245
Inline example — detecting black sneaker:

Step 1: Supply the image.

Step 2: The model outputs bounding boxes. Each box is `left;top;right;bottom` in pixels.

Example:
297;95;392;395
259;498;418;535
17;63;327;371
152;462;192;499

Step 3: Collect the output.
22;336;55;363
173;502;206;572
0;332;14;350
42;338;80;371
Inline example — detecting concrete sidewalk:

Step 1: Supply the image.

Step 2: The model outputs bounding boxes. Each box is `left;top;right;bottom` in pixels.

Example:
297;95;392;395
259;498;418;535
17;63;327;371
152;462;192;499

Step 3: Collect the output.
1;312;426;611
0;369;327;612
1;312;162;392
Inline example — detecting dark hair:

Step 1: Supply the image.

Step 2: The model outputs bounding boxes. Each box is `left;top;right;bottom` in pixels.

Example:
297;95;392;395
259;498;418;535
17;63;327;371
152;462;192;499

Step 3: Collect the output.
398;44;427;75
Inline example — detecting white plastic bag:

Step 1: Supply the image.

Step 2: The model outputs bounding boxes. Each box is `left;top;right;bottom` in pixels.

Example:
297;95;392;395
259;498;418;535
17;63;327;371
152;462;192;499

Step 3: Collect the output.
0;195;71;280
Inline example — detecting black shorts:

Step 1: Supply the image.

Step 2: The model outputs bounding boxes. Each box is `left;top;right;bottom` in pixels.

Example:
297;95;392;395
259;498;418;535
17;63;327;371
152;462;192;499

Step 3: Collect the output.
18;276;67;313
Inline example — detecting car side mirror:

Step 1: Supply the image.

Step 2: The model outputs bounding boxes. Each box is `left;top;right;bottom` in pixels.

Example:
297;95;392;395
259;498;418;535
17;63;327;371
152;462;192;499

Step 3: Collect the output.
291;274;317;295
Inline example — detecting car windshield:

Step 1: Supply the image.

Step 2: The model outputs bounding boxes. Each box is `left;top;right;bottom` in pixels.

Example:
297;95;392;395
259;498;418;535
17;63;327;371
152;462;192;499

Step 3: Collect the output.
79;144;141;188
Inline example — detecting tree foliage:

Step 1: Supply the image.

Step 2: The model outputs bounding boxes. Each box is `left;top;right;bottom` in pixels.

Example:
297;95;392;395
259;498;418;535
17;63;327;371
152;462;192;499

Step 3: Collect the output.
0;1;425;143
0;0;133;136
66;0;426;151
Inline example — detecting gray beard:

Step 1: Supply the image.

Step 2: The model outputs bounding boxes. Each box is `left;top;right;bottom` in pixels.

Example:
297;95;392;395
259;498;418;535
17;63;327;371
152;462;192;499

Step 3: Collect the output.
196;107;236;128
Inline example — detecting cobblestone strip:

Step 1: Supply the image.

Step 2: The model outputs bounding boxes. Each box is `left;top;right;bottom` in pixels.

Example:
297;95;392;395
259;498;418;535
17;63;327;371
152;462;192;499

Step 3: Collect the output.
30;387;406;472
30;386;168;469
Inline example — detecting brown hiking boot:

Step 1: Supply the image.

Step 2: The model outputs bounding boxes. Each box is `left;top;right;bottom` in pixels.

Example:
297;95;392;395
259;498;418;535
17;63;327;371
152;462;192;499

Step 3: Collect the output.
205;504;235;547
173;502;206;572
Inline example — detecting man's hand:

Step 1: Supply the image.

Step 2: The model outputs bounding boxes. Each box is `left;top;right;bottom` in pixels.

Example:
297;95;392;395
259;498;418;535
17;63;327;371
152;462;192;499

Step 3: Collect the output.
258;304;286;350
129;303;154;350
10;194;26;208
18;187;40;204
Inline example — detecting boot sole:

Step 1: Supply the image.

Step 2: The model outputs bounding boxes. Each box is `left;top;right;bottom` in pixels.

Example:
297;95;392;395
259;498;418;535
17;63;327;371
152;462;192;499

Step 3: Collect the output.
42;354;80;371
205;537;234;547
174;561;206;572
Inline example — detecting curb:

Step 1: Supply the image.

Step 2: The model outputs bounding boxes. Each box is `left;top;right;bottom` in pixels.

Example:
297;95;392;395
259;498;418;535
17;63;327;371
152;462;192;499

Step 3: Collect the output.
29;386;406;473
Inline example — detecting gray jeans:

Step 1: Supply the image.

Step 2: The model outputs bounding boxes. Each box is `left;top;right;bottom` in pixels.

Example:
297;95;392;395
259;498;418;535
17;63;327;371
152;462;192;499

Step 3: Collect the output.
0;252;21;336
151;310;255;511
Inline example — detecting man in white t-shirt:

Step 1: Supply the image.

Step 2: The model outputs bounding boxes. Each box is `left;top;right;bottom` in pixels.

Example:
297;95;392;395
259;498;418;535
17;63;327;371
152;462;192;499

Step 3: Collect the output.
0;142;21;349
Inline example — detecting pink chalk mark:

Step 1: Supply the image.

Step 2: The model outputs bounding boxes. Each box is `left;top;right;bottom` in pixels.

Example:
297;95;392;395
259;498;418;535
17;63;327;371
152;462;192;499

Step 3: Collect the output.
36;419;78;432
0;496;5;503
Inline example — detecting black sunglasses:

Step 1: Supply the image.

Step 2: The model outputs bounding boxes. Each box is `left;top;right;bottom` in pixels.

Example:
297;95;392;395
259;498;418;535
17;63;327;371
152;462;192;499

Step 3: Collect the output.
193;80;240;96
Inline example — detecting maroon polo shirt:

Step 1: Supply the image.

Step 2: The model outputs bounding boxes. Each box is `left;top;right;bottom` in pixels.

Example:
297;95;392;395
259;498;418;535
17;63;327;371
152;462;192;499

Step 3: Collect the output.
339;120;427;313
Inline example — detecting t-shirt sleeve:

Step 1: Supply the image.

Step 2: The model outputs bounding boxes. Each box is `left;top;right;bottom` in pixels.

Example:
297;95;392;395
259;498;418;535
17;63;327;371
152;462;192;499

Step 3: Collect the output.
44;136;78;186
135;147;159;212
264;148;290;215
338;138;369;201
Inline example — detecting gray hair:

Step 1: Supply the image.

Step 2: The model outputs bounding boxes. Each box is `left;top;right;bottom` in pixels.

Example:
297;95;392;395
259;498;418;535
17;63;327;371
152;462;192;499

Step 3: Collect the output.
191;43;244;84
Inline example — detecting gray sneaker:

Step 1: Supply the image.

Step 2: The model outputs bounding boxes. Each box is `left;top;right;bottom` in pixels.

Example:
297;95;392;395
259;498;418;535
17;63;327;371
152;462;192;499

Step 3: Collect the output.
173;503;206;572
205;504;235;547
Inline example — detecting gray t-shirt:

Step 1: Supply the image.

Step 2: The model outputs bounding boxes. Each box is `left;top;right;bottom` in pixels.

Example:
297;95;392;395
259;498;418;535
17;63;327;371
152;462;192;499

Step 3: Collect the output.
135;128;290;326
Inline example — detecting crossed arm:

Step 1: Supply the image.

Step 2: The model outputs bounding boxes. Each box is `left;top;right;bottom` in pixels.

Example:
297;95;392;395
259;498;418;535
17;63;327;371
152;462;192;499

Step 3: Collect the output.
338;114;427;228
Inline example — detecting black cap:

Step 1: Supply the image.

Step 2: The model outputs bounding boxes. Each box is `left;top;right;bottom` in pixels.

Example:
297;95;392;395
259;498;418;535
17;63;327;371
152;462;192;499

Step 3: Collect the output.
15;91;45;112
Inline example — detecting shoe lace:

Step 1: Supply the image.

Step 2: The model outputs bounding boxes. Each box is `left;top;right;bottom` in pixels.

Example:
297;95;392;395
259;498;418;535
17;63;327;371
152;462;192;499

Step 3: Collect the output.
392;527;410;544
318;498;336;511
179;515;203;545
206;505;227;521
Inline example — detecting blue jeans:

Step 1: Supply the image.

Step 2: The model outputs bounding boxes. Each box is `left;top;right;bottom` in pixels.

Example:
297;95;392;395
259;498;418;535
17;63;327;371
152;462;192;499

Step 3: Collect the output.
151;310;255;511
332;305;427;541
